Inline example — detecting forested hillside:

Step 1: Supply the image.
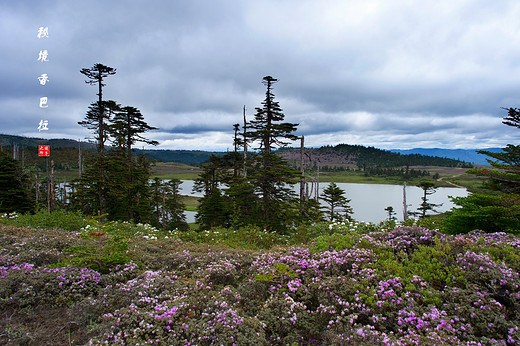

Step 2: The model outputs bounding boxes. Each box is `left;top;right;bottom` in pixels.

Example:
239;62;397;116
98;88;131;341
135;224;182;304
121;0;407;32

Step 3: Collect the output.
278;144;472;169
0;134;96;150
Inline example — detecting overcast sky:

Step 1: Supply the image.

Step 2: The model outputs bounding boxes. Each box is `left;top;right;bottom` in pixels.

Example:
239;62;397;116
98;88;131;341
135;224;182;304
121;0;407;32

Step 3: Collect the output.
2;0;520;151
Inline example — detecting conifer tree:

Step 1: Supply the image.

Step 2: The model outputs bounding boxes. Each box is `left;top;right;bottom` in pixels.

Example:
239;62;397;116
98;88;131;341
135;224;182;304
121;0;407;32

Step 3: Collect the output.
444;107;520;234
0;151;34;213
151;178;188;231
194;150;260;229
226;177;260;228
193;155;232;229
320;182;353;221
79;64;117;155
79;101;120;155
78;63;116;218
247;76;300;232
471;145;520;194
102;104;157;223
105;105;158;222
385;206;397;221
415;181;441;219
75;63;159;223
110;106;158;159
469;107;520;193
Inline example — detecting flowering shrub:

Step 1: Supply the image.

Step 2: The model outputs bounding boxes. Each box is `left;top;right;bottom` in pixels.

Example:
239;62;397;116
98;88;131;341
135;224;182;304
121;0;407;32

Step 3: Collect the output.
0;263;101;308
1;223;520;344
88;273;266;345
0;212;19;220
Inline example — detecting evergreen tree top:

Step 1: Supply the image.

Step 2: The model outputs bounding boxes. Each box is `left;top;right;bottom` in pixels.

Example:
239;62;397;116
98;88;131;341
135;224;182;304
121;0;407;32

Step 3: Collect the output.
262;75;278;86
248;76;299;151
80;63;116;86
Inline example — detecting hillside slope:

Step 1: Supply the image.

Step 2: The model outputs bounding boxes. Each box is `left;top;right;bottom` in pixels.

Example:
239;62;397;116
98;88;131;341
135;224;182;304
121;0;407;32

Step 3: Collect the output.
277;144;471;169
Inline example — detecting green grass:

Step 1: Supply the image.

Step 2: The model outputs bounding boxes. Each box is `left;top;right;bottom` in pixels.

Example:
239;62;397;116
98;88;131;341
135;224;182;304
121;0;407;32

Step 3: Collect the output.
445;173;487;192
316;171;441;186
46;162;203;181
180;195;200;211
152;172;201;180
150;162;202;180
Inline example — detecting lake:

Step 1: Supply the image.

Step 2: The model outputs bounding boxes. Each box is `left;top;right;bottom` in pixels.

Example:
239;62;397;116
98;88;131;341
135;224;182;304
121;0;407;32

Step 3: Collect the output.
179;180;468;224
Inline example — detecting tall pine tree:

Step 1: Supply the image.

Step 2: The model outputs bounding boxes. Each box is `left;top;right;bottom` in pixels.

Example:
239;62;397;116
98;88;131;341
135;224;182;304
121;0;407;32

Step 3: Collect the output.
415;181;441;219
78;63;116;218
247;76;300;232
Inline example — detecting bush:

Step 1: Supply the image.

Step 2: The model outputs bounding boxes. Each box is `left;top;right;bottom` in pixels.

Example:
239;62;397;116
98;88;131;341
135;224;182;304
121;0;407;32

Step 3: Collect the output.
0;263;101;309
443;194;520;234
0;209;89;232
169;225;288;250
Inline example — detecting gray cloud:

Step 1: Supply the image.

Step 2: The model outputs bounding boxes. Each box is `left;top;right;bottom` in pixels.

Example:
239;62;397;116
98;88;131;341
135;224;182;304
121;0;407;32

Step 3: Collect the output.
2;0;520;150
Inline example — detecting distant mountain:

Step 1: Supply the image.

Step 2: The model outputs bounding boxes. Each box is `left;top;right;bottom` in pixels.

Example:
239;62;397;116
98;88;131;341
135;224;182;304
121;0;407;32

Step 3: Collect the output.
390;148;503;165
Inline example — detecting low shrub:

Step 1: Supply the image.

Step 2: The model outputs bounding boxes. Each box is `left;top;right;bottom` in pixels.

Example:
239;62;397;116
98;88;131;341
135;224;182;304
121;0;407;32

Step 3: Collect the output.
0;209;89;232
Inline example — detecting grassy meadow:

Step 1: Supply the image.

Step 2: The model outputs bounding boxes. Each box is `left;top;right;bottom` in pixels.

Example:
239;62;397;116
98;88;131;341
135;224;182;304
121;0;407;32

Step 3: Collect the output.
150;162;477;189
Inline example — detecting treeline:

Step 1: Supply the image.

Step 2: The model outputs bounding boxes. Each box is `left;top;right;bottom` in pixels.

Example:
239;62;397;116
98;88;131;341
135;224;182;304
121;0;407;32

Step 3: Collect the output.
1;72;329;234
320;165;435;179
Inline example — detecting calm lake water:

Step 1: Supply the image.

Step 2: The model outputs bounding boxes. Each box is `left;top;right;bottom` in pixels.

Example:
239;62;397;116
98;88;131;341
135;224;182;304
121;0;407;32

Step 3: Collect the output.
179;180;468;224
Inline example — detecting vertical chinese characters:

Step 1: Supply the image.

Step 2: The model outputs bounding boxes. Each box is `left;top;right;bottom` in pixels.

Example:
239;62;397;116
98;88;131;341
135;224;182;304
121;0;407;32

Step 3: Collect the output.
37;26;49;132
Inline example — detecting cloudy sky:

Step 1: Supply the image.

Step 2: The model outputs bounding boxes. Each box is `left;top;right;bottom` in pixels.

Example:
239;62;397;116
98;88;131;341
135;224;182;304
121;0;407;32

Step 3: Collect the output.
2;0;520;151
